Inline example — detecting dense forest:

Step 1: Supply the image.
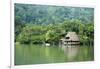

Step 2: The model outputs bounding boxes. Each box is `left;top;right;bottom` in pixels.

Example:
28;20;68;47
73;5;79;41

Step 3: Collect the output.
15;4;94;45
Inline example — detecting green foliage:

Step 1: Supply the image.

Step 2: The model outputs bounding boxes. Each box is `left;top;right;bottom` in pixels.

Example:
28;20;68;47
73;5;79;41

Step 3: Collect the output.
15;4;94;25
45;30;59;43
15;4;94;45
16;24;46;44
16;20;94;45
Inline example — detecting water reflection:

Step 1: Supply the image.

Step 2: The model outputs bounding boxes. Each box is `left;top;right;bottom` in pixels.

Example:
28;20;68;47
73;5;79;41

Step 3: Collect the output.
61;45;79;61
15;44;94;65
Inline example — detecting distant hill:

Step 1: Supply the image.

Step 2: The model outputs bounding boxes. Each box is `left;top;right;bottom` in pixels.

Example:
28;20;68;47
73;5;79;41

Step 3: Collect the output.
15;3;94;25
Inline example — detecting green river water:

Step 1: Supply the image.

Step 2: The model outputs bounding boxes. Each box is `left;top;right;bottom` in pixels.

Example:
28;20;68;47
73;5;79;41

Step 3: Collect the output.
15;44;94;65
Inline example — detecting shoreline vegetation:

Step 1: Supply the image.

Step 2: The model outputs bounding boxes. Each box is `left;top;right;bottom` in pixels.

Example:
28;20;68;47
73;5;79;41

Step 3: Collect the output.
15;4;94;46
15;20;94;46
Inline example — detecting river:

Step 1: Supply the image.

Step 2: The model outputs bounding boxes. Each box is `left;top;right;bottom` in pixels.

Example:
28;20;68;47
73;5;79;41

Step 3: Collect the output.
15;44;94;65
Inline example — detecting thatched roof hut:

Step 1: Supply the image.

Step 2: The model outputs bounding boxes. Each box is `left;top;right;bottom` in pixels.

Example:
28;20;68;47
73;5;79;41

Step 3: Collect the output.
60;32;80;45
65;32;80;41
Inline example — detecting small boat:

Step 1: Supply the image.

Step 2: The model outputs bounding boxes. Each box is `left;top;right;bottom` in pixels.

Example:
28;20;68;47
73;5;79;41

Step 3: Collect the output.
45;43;50;46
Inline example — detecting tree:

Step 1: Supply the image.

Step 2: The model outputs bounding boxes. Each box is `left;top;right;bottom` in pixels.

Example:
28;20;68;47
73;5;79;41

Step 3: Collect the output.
45;30;59;45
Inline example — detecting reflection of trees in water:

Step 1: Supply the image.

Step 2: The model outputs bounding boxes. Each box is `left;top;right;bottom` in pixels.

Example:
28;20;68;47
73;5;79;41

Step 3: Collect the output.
61;45;79;61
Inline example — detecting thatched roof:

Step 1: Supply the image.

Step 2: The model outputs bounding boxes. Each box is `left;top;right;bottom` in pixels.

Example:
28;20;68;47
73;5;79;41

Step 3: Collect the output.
65;32;80;41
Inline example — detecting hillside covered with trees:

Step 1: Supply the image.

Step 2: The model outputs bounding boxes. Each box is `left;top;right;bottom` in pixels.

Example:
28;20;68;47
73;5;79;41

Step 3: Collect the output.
15;3;94;45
